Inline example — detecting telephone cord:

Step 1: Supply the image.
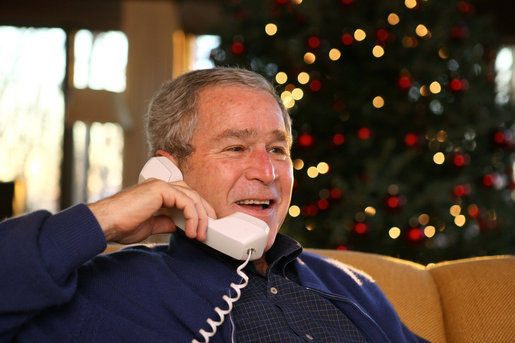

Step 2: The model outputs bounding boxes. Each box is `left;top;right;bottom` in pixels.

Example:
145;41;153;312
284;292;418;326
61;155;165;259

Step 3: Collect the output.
191;249;253;343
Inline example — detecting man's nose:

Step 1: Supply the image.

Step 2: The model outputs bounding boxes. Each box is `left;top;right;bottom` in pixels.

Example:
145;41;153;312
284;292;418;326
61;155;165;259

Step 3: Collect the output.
245;149;277;184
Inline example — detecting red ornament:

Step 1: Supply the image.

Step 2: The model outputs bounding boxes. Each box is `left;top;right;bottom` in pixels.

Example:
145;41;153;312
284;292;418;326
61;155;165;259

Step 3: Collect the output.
376;29;389;42
309;79;322;92
336;245;348;251
468;204;480;218
452;153;469;167
493;131;506;144
457;1;472;14
384;195;404;212
317;198;329;210
332;133;345;145
482;174;494;187
231;42;245;55
406;227;425;243
451;24;468;40
404;133;418;147
353;222;369;235
297;133;314;147
398;75;412;90
453;184;471;197
453;185;465;197
492;130;513;148
341;0;353;5
301;204;318;217
357;127;371;140
449;78;463;91
308;36;321;49
449;78;469;92
341;33;354;46
386;196;400;208
330;188;342;199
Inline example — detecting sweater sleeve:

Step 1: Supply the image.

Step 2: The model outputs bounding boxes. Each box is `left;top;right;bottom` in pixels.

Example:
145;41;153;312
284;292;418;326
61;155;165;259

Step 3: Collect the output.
0;204;107;340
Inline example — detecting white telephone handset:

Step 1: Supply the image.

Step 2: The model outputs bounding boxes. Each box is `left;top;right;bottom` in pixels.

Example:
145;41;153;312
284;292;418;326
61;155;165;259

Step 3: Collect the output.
138;156;269;261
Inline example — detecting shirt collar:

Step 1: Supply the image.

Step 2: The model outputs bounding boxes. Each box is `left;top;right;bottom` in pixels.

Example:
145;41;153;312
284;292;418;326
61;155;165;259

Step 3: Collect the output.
265;233;303;267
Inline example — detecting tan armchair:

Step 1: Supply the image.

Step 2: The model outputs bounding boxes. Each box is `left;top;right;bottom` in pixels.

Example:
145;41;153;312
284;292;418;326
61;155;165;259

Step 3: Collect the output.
309;249;515;343
105;244;514;342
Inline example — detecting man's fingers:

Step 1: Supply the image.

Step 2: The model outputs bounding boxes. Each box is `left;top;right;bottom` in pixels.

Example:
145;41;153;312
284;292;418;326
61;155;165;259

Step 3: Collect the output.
151;215;177;235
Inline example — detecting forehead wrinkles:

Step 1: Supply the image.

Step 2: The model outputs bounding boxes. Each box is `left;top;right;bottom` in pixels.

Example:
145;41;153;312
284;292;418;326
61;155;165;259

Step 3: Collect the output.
216;128;290;146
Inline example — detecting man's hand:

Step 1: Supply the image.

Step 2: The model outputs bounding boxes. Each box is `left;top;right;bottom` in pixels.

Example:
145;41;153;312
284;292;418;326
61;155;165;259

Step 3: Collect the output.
87;179;217;244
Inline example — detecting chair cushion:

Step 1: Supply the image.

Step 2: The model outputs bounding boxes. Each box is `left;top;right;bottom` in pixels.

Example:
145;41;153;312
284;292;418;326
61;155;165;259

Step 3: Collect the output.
428;256;515;343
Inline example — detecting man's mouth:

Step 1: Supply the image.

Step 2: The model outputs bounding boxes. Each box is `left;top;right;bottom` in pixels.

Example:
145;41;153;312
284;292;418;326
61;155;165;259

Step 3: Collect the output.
236;199;272;210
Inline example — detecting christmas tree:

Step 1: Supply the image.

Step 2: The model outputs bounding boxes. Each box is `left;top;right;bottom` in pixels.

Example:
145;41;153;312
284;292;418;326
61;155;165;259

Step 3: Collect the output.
211;0;515;263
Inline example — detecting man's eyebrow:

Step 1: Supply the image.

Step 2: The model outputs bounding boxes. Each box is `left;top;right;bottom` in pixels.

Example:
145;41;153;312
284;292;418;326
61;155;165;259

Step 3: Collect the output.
216;128;256;140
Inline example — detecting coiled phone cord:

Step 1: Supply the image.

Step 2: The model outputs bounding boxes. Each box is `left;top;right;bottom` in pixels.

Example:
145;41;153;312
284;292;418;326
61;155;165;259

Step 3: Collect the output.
191;249;253;343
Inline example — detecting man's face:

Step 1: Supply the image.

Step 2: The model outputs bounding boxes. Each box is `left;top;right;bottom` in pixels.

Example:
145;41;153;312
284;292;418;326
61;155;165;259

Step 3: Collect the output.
182;85;293;249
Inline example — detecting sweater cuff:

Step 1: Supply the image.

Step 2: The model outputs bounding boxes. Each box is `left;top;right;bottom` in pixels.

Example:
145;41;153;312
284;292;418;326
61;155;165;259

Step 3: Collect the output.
39;203;107;283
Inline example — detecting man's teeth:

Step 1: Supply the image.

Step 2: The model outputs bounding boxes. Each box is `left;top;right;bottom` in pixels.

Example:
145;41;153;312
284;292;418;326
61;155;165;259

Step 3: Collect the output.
236;200;270;205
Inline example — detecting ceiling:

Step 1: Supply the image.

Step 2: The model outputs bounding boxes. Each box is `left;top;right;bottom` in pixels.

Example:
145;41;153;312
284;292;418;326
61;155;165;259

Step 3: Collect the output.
0;0;513;40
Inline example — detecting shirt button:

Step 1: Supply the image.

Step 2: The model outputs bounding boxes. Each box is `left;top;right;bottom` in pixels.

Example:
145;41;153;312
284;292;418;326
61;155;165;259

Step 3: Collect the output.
269;287;278;295
305;333;314;341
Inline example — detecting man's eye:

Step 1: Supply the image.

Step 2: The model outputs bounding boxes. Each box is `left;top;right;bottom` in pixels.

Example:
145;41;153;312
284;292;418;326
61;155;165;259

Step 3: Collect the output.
270;147;288;155
227;146;244;152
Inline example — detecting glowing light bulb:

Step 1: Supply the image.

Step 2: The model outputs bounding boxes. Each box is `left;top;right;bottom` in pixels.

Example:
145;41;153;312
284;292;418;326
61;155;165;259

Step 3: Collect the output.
415;24;430;38
372;45;385;58
297;72;310;84
307;166;319;178
372;96;385;108
388;13;400;25
450;204;462;217
436;130;447;142
433;152;445;165
429;81;441;94
354;29;366;41
317;162;329;174
275;72;288;84
289;205;301;217
304;52;316;64
418;213;430;225
281;90;293;103
424;226;436;238
405;0;417;9
364;206;376;216
389;227;401;239
438;47;449;59
329;48;341;61
293;158;304;170
291;88;304;100
265;23;278;36
419;85;429;96
454;215;466;227
281;90;295;108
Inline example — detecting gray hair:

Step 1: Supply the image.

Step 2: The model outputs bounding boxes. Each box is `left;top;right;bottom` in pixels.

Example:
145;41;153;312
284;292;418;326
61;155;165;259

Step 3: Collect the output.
145;67;292;163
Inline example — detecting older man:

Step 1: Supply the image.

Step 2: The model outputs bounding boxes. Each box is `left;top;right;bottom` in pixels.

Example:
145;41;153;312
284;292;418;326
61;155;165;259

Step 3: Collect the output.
0;68;427;342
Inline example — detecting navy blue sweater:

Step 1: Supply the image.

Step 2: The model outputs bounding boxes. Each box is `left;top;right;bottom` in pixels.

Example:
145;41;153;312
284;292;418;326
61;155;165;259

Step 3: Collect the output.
0;204;428;342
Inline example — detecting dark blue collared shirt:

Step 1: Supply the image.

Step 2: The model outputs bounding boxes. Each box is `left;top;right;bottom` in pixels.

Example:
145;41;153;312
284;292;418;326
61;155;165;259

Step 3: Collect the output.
230;234;367;342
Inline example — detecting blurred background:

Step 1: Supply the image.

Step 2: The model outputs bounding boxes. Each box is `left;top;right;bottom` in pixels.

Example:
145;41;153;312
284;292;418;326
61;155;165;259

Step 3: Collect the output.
0;0;514;263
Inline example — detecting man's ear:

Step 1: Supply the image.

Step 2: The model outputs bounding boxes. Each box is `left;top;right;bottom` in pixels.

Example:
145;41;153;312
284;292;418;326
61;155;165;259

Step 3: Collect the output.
156;150;179;167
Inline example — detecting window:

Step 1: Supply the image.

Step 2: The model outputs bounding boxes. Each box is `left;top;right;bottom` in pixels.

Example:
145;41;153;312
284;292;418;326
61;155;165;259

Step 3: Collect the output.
193;35;220;70
71;29;128;203
0;26;66;213
495;46;514;105
74;29;128;92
